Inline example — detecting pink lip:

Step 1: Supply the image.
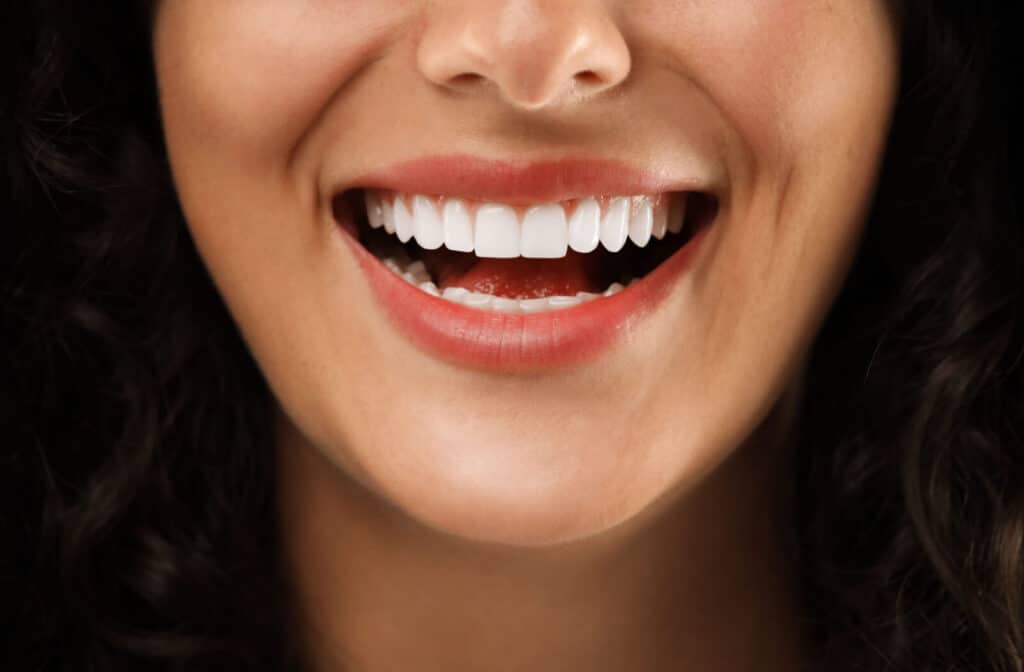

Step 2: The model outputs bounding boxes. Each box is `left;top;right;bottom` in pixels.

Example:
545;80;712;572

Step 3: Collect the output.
335;154;712;371
346;154;708;205
343;229;706;372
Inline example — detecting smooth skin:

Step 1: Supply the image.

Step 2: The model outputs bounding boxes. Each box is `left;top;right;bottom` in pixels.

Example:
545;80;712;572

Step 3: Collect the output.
153;1;898;670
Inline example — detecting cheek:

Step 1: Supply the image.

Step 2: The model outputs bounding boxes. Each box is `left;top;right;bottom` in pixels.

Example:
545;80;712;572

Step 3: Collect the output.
151;3;406;434
150;1;413;357
636;1;898;443
718;2;898;292
657;0;898;282
629;0;897;177
152;2;406;169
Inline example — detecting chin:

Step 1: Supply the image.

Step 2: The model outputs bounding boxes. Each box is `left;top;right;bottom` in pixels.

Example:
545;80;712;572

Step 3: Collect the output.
346;427;670;548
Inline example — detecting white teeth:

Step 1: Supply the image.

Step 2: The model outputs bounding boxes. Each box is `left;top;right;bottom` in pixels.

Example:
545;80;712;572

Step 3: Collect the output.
600;197;630;253
491;297;522;314
568;198;601;253
380;197;396;234
629;197;653;248
462;293;493;309
474;204;520;258
412;196;444;250
380;255;635;313
519;297;553;313
367;191;692;258
443;199;475;252
442;286;470;301
365;191;384;229
521;204;568;259
405;260;431;284
547;295;581;308
603;282;625;297
394;198;414;243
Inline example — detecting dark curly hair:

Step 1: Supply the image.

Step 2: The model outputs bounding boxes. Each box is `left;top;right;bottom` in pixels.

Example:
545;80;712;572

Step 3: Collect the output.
1;1;1020;670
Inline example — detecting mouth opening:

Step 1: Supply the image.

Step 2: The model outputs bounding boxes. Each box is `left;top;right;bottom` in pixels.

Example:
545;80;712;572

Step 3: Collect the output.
335;190;717;300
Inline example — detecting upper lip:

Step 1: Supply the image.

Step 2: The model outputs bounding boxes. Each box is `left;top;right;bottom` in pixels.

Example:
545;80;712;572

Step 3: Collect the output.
340;153;713;205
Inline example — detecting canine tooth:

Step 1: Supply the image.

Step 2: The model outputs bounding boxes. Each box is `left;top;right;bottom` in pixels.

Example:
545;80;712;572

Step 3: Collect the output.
629;197;653;247
652;202;668;240
419;281;440;296
576;291;599;303
547;296;581;308
365;191;384;229
519;297;551;313
491;297;522;313
600;197;630;252
568;198;601;253
520;204;568;259
604;282;625;296
412;195;444;250
474;204;520;258
443;199;474;252
668;194;686;235
381;198;396;234
394;197;414;243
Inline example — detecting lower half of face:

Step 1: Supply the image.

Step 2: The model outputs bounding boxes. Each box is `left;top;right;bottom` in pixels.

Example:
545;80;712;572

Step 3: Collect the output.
153;0;898;546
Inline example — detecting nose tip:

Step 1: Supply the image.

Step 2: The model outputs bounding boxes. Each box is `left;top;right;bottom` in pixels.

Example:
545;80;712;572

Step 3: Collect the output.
417;1;631;110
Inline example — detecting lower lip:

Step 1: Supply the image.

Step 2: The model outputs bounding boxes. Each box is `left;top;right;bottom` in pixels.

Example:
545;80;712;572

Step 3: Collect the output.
339;223;708;372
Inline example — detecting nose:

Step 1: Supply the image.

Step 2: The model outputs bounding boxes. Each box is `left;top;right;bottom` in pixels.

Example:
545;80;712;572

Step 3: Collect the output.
417;0;631;110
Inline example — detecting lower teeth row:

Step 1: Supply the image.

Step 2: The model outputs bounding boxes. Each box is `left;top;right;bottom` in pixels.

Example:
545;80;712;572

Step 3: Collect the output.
380;256;637;314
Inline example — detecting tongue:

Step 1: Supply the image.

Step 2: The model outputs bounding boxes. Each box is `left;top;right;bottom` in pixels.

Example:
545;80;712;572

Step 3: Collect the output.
424;251;605;299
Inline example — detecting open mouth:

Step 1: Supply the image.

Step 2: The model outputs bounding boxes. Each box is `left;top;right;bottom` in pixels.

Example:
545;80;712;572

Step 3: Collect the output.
334;189;717;314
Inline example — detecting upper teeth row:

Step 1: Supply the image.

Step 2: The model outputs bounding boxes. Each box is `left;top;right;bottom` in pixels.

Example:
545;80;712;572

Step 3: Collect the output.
364;191;686;259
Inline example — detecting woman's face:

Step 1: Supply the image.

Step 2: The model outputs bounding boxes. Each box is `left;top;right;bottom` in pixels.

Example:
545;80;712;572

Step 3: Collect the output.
153;1;898;546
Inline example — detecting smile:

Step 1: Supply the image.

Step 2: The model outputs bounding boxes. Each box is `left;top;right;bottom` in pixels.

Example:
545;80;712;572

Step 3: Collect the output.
332;155;717;370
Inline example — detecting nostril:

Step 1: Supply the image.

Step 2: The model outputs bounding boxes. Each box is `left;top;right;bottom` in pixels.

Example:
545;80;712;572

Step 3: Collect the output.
569;70;606;92
449;72;486;88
